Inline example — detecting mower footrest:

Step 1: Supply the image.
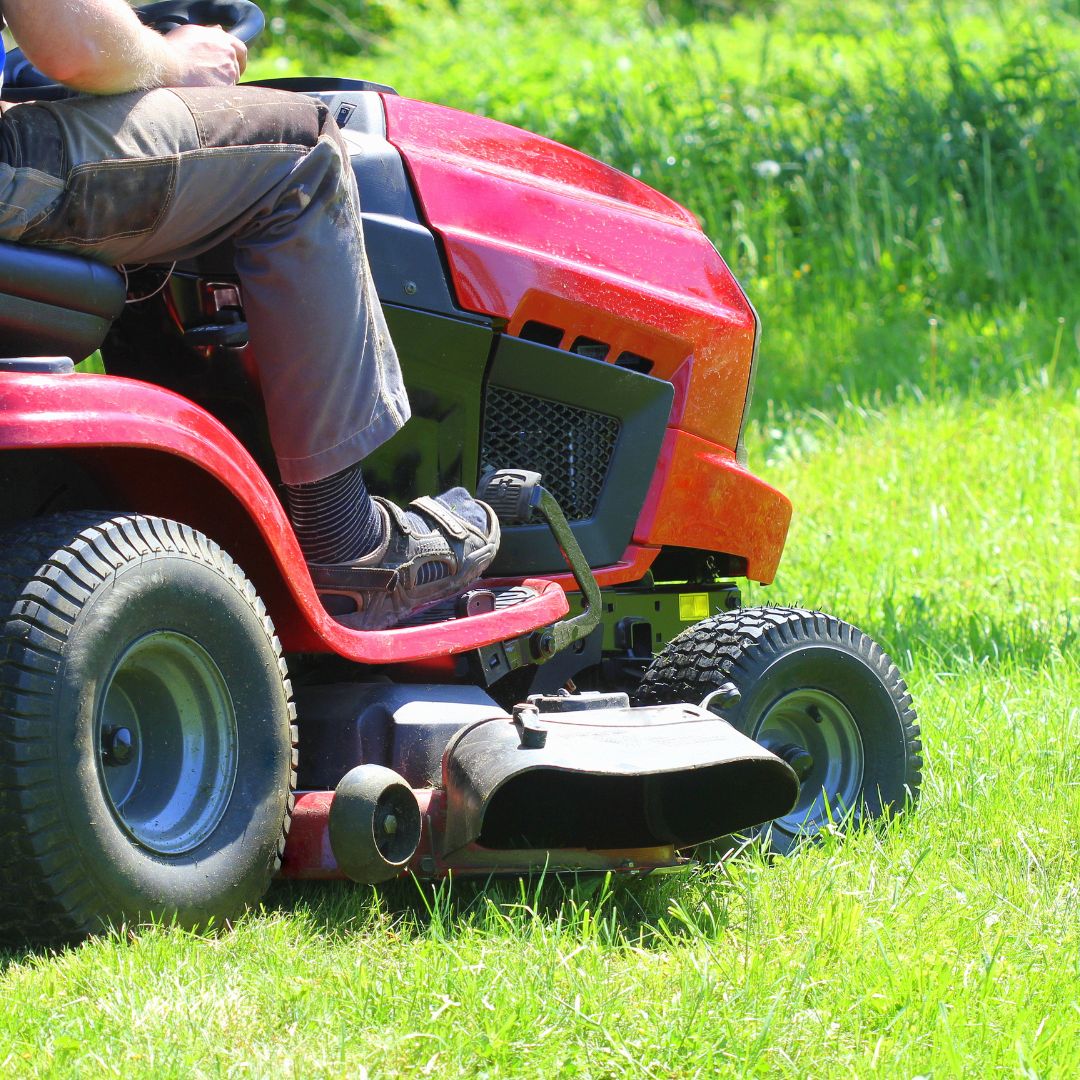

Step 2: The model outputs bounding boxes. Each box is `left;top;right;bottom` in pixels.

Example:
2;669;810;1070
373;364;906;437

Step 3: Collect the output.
396;585;537;627
315;578;568;666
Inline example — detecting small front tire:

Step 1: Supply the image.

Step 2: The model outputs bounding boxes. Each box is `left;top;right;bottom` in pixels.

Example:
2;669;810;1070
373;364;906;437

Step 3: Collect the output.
633;606;921;853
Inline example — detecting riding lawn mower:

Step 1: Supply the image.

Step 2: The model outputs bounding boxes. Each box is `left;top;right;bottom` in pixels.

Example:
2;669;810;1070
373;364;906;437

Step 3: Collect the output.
0;1;922;943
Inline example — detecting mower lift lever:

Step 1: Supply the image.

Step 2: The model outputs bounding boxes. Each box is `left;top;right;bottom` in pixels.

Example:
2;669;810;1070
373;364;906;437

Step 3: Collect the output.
529;484;602;656
474;469;602;680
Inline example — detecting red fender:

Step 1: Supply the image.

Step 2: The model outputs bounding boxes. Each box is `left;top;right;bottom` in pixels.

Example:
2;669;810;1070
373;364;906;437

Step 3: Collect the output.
0;373;567;661
635;429;791;583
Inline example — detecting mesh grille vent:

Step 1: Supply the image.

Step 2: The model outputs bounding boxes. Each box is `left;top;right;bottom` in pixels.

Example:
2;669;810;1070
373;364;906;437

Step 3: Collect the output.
481;387;620;520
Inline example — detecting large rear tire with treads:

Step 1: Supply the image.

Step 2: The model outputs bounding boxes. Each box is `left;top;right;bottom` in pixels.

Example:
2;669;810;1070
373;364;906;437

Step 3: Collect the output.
0;513;297;943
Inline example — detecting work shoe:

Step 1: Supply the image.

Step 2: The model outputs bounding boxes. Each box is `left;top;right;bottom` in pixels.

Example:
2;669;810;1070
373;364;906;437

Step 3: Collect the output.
308;488;500;630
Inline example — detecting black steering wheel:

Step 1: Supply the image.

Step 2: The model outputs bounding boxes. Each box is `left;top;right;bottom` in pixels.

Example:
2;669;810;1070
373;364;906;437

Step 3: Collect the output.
2;0;266;102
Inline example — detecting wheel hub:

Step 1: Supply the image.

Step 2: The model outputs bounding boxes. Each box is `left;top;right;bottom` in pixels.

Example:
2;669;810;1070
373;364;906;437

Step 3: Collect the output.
774;743;816;782
96;631;238;856
101;725;136;766
755;688;865;842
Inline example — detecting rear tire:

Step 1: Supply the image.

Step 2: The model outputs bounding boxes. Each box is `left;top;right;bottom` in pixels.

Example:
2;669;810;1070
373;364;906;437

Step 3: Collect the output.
633;606;921;853
0;513;297;943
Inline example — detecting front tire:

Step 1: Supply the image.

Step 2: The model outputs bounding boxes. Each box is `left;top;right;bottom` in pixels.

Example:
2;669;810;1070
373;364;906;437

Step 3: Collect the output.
633;606;921;853
0;513;297;943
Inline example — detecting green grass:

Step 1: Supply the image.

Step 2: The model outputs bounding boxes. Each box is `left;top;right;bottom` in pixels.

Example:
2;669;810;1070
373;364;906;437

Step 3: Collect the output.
2;0;1078;1074
1;640;1076;1075
1;380;1074;1076
748;378;1078;668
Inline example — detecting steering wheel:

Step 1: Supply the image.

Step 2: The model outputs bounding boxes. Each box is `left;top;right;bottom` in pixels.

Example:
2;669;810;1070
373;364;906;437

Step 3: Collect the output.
2;0;266;102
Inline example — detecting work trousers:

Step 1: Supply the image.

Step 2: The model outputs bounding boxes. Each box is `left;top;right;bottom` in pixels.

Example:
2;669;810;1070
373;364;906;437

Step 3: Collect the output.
0;86;410;484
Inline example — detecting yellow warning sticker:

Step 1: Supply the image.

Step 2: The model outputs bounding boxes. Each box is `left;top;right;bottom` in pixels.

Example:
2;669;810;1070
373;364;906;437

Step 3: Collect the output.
678;593;710;621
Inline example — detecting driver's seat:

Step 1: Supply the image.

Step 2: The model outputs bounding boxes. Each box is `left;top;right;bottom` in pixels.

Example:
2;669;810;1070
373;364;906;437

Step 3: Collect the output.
0;241;127;359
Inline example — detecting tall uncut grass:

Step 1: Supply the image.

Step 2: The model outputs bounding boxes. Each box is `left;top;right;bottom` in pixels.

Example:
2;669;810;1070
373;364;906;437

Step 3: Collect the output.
1;2;1076;1075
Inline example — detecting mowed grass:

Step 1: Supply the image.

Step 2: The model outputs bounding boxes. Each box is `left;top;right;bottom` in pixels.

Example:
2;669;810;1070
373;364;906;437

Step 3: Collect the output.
3;0;1079;1075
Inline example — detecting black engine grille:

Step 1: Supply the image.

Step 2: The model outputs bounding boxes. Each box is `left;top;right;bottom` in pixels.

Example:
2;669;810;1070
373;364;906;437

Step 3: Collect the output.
481;387;621;521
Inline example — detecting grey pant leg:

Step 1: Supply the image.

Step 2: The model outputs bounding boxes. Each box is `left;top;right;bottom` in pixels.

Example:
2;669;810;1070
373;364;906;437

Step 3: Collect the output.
2;87;410;484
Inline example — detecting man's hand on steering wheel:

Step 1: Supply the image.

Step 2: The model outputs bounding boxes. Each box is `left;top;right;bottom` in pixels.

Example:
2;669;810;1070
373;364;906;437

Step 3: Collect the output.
162;23;247;86
3;0;259;97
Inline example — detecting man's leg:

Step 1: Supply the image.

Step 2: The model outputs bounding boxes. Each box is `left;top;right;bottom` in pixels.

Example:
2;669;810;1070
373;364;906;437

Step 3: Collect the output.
11;86;410;482
0;87;498;627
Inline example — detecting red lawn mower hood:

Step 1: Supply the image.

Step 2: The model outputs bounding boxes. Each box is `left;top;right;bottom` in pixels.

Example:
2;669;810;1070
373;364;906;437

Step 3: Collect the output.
382;95;758;453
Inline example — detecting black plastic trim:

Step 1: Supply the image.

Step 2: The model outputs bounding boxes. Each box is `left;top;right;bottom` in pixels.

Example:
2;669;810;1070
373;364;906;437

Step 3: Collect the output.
483;338;674;574
359;305;495;503
0;241;126;360
0;241;126;318
0;293;113;361
249;76;399;98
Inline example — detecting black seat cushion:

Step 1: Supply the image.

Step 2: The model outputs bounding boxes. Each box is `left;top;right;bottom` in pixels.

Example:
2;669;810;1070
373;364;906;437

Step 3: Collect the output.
0;241;127;359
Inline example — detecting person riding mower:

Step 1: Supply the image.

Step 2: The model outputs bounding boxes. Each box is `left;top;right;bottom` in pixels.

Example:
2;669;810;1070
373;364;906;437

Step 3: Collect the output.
1;0;501;631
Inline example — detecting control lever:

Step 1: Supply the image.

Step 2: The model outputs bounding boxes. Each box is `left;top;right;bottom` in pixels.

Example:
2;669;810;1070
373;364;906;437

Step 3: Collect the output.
184;317;249;348
477;469;601;659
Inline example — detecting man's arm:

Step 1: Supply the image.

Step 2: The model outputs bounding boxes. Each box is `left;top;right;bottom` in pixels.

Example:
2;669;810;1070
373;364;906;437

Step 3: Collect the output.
3;0;247;94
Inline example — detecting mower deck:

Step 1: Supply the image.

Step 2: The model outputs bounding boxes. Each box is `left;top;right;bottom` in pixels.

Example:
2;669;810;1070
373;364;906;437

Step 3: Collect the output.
281;690;799;882
283;788;683;880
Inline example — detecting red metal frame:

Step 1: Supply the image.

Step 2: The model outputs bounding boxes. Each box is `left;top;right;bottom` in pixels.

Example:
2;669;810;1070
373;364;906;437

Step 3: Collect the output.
0;373;567;659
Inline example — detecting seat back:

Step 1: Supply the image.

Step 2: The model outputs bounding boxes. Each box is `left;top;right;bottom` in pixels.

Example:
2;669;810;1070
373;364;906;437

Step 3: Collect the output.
0;241;127;360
